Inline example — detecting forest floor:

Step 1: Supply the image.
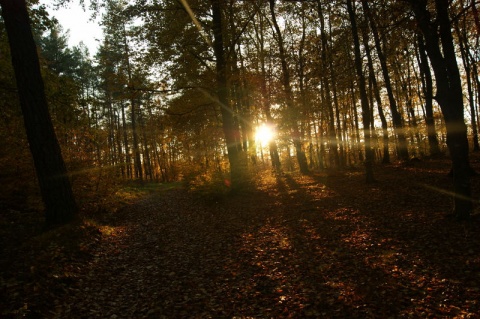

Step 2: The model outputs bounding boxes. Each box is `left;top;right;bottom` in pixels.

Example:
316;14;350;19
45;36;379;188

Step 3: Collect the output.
2;156;480;318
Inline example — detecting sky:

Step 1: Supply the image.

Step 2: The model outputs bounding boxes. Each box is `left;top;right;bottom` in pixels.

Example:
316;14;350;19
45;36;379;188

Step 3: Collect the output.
43;0;103;55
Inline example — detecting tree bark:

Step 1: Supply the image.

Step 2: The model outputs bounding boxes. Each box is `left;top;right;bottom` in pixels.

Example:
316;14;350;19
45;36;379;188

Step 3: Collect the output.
212;0;245;189
361;21;390;164
121;103;132;179
347;0;375;183
454;17;479;151
409;0;472;220
269;0;309;174
361;0;409;161
416;31;441;157
0;0;78;225
122;23;143;181
253;8;281;170
317;0;339;168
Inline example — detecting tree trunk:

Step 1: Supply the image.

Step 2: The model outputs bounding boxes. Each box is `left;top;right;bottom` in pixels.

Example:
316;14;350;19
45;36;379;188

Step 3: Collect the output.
317;0;339;168
254;8;281;170
269;0;309;174
212;0;245;189
396;54;422;152
139;109;153;181
455;18;479;151
409;0;472;220
121;103;132;179
0;0;78;225
328;21;346;167
361;0;409;161
347;0;375;183
130;97;143;181
115;112;125;178
416;32;441;157
122;23;143;181
361;22;390;164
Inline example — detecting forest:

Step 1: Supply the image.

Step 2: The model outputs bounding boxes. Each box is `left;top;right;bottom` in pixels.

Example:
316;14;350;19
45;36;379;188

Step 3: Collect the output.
1;0;480;317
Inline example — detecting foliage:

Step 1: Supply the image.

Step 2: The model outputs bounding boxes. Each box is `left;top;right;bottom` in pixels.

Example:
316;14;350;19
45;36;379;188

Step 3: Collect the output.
2;0;480;313
1;0;479;217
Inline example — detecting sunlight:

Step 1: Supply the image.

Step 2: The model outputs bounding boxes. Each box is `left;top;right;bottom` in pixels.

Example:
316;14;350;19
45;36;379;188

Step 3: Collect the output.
255;123;276;146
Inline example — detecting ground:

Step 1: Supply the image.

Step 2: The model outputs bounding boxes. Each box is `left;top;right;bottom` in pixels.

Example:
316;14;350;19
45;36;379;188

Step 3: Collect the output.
1;156;480;318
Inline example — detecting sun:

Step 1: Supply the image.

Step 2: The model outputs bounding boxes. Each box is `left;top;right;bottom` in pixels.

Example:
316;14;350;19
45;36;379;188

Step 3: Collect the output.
255;123;276;146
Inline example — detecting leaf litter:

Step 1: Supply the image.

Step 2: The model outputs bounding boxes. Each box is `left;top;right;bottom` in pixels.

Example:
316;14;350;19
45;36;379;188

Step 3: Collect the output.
2;156;480;318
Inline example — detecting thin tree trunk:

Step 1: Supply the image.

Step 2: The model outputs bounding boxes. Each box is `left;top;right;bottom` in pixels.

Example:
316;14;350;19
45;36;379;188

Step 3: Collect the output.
122;23;143;181
130;97;142;180
349;80;363;163
115;112;125;178
347;0;375;183
396;54;422;152
317;0;339;168
361;22;390;164
361;0;409;161
253;9;281;170
269;0;309;174
139;109;152;181
107;98;117;169
455;18;479;151
417;32;441;157
121;103;132;179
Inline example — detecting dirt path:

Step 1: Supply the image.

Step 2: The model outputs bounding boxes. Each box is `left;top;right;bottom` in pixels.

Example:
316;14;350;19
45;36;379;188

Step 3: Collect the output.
3;160;480;318
55;187;268;318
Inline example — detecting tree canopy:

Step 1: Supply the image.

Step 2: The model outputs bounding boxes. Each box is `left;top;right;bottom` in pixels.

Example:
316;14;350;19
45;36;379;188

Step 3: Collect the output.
1;0;479;217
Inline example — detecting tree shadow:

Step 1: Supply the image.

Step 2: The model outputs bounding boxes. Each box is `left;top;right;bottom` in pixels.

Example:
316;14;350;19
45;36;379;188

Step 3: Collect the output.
302;161;480;317
38;163;480;318
202;164;480;317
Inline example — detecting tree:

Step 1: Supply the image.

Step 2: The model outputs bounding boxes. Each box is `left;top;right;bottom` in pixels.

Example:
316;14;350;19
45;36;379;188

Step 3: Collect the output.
212;0;247;188
453;5;480;152
0;0;78;225
347;0;375;183
416;31;441;157
316;0;340;167
250;3;281;170
361;0;410;161
407;0;472;220
269;0;309;174
361;17;390;164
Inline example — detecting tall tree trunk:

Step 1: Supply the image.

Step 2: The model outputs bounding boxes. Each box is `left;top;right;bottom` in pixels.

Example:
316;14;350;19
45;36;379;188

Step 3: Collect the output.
115;112;125;178
130;97;142;181
317;0;339;168
409;0;472;220
455;18;479;151
121;103;132;179
139;109;153;181
396;54;422;151
417;32;441;157
122;23;143;181
361;0;409;161
361;21;390;164
253;7;281;170
269;0;309;174
212;0;245;188
0;0;78;225
347;0;375;183
237;44;255;158
471;53;480;145
107;97;117;169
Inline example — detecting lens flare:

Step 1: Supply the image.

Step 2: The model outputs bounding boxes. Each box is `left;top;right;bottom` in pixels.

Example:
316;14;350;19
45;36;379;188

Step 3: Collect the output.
255;124;275;146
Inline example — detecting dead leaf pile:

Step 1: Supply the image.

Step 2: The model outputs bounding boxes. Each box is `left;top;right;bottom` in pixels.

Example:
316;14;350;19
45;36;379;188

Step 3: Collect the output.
2;156;480;318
